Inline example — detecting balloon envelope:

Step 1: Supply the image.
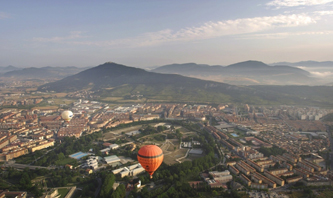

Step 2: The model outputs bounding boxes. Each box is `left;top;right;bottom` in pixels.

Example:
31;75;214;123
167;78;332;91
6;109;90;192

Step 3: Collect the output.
61;110;73;122
137;145;163;178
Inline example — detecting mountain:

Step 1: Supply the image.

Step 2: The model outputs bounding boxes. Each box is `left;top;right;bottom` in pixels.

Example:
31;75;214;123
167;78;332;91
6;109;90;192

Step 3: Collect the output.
2;66;88;79
0;65;20;73
38;62;231;92
271;61;333;67
152;61;313;85
38;62;333;106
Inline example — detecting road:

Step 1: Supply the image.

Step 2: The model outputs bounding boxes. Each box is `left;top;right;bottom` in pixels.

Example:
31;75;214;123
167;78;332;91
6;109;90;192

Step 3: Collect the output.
326;126;333;170
94;177;102;198
2;163;55;170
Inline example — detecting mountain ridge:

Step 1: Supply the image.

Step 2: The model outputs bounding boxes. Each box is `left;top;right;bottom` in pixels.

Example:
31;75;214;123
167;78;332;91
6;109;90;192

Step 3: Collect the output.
271;61;333;67
152;60;312;85
37;62;333;106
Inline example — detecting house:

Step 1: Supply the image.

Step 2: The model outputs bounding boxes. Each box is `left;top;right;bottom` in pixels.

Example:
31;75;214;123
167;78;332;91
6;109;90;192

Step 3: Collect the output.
86;169;93;174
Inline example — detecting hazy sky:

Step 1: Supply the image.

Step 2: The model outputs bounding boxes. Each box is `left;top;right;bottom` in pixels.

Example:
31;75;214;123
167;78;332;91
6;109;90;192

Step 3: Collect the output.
1;0;333;68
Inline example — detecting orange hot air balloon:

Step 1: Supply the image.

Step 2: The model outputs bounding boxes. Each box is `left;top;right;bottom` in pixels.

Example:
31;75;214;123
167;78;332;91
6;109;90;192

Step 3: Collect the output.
137;145;163;179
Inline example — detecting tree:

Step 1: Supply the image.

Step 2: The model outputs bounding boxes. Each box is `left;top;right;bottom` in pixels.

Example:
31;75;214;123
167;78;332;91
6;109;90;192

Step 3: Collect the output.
100;173;116;198
111;184;126;198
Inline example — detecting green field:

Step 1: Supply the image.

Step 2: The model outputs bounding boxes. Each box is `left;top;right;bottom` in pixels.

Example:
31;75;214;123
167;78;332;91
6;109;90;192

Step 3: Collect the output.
55;157;77;166
58;188;70;198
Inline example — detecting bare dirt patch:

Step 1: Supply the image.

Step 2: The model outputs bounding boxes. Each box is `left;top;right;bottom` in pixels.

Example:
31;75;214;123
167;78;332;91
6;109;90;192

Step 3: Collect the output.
163;148;188;165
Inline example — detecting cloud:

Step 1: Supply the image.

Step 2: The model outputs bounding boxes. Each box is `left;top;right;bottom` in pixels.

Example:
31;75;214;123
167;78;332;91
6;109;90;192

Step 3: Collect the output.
0;12;10;19
32;14;316;47
237;31;333;39
309;71;333;77
115;14;316;47
267;0;333;8
32;31;86;42
314;10;333;15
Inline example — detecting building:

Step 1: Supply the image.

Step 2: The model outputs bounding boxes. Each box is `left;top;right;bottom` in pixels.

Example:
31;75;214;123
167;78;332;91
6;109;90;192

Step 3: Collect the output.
30;140;54;152
297;161;315;173
240;174;251;187
235;163;250;176
209;170;233;183
2;148;29;161
253;172;276;188
286;176;303;184
86;169;93;174
251;174;262;184
104;155;121;164
226;161;236;166
229;165;239;175
112;163;145;178
86;158;98;169
0;190;27;198
264;171;285;186
302;159;322;171
294;168;310;178
269;168;288;176
238;161;256;173
110;144;119;150
246;159;264;172
251;183;268;189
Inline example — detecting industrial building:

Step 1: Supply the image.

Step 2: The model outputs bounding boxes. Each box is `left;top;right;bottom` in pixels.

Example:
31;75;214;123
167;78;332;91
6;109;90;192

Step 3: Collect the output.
104;155;121;164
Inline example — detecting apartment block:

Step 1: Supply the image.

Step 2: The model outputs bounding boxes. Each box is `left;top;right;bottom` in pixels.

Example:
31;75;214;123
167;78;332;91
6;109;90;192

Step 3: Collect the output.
264;171;285;186
240;174;251;187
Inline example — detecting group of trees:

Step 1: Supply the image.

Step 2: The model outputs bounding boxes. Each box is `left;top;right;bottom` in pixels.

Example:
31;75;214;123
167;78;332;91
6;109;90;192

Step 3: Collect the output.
99;172;126;198
102;119;164;133
1;167;51;197
34;132;103;166
258;145;286;157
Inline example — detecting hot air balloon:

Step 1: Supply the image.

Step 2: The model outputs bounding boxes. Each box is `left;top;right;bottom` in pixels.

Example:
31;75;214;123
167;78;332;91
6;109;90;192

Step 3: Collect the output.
137;145;163;179
61;110;73;122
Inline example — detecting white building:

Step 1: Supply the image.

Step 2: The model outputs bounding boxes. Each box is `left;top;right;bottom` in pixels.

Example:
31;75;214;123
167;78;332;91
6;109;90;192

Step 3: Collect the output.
104;155;121;164
112;163;145;178
110;144;119;150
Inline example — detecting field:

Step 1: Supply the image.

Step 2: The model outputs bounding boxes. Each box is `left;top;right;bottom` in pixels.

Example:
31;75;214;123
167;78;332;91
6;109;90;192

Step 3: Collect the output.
317;190;333;198
281;191;306;198
55;157;77;166
100;96;145;103
103;124;201;165
57;188;70;198
163;148;188;165
103;125;143;141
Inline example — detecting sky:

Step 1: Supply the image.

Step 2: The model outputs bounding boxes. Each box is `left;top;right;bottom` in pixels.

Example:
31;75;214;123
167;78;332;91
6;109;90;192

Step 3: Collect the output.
1;0;333;68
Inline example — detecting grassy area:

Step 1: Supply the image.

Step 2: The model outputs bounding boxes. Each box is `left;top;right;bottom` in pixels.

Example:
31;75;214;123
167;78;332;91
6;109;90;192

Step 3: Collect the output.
282;191;306;198
317;190;333;198
55;157;77;166
15;153;41;164
58;188;70;198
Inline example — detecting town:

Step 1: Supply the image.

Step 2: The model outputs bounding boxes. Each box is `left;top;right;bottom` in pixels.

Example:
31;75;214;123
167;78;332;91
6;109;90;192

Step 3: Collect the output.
1;92;333;198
